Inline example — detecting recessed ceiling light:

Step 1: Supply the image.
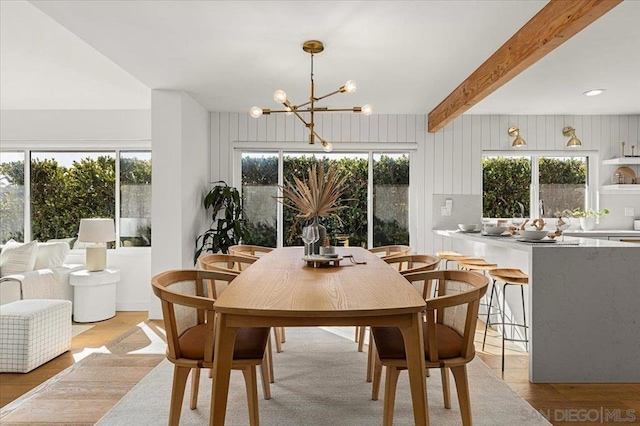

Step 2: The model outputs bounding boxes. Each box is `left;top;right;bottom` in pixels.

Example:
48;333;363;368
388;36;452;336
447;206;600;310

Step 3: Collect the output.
583;89;605;96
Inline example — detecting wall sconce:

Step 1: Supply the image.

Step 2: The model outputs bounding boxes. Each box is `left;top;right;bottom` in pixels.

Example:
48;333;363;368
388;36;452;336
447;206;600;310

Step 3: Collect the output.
563;126;582;148
78;218;115;271
508;126;526;148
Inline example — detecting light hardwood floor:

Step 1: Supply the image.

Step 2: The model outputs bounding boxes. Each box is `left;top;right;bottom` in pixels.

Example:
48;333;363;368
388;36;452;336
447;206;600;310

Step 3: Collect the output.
1;311;639;425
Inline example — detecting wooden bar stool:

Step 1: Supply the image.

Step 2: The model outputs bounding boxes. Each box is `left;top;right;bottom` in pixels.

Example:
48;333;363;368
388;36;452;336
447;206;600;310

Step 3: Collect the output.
482;268;529;372
435;251;470;269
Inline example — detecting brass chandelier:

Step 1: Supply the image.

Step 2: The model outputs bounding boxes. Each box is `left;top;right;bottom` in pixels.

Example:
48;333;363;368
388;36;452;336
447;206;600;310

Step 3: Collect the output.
250;40;372;152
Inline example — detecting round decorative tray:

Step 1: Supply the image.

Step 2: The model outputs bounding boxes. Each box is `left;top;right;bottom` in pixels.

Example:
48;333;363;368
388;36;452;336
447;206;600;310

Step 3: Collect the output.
302;255;344;267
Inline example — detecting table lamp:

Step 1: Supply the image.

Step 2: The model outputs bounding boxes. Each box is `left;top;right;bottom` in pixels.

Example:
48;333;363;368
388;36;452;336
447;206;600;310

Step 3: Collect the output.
77;218;116;271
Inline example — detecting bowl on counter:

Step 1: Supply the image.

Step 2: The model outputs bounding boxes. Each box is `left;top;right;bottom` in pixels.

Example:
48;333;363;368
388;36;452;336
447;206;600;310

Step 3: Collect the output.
483;225;508;235
458;224;478;232
519;230;548;240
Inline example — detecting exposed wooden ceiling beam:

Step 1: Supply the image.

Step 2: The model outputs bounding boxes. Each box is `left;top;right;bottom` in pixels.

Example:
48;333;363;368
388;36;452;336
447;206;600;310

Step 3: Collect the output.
427;0;623;133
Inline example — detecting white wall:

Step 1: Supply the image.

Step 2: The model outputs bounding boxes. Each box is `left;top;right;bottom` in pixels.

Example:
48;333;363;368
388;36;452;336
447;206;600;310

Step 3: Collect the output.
210;112;640;255
0;109;150;142
150;90;209;319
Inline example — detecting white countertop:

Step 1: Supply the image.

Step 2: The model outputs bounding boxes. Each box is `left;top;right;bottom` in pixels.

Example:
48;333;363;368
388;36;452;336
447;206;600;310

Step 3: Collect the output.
562;229;640;237
434;229;638;250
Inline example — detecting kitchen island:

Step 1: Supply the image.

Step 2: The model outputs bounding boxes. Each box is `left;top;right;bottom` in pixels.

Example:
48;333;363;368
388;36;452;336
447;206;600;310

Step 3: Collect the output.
435;230;640;383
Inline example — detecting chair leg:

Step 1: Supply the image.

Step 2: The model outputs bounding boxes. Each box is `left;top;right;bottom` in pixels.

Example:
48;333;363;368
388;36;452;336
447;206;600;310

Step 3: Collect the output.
242;366;260;426
371;355;383;400
190;367;200;409
357;326;366;352
366;334;375;382
502;284;507;372
355;326;360;342
273;328;283;353
521;285;529;352
265;337;275;383
482;278;497;351
260;357;271;400
169;365;190;426
441;367;451;409
382;366;401;426
450;365;472;426
280;326;286;343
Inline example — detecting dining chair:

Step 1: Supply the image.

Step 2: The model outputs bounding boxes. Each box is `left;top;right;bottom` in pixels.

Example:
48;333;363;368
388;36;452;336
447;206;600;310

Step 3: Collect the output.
229;244;274;259
368;245;412;259
361;254;442;382
151;269;271;426
370;269;489;426
197;253;279;382
357;245;413;353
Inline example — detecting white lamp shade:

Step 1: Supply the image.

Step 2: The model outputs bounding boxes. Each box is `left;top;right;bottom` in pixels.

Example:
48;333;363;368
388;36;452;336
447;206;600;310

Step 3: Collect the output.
78;218;116;243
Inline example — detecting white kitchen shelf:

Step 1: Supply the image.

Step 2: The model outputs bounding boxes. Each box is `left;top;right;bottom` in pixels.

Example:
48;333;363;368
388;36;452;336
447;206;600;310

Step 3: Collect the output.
601;184;640;193
602;157;640;165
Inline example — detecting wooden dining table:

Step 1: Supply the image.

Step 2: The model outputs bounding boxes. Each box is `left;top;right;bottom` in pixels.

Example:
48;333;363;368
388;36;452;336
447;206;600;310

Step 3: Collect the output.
210;246;429;425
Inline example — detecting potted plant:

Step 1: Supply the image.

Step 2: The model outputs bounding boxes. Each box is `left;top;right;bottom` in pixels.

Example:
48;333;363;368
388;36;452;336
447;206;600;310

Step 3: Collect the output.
569;208;610;231
194;181;249;264
277;163;350;254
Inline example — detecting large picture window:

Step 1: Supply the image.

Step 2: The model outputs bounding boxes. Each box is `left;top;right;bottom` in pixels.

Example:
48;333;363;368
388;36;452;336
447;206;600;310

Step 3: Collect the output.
483;153;589;219
0;150;151;247
238;150;409;249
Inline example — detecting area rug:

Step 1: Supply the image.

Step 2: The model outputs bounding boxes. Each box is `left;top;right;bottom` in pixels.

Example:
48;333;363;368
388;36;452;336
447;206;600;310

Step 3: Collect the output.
97;327;550;426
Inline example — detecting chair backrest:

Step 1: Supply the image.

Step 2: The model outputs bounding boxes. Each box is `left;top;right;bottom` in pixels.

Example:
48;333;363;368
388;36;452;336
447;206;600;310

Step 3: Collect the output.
404;269;489;363
151;269;236;365
385;254;440;276
368;245;412;259
229;245;274;259
197;254;255;298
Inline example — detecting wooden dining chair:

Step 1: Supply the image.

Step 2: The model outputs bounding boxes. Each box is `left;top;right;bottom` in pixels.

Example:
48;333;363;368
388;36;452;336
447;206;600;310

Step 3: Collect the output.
370;269;489;426
151;269;271;426
368;245;412;259
229;244;274;259
197;252;279;383
361;254;442;381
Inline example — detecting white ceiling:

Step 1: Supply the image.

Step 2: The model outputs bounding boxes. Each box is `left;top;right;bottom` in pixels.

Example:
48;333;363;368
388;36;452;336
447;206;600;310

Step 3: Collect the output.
1;0;639;116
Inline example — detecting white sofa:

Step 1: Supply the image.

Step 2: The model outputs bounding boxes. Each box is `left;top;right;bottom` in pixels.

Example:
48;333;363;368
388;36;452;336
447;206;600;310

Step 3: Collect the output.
0;240;83;305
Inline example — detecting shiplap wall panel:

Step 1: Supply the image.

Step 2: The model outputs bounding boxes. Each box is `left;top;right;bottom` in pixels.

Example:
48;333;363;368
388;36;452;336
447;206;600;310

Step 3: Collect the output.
452;117;462;194
211;112;639;255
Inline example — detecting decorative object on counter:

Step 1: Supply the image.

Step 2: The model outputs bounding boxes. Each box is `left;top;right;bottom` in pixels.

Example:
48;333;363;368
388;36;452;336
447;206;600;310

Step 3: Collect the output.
482;225;508;235
518;230;548;240
508;126;526;148
194;181;249;264
568;208;609;231
277;162;350;255
553;211;572;241
250;40;372;153
614;167;637;184
563;126;582;148
458;224;478;232
621;141;626;157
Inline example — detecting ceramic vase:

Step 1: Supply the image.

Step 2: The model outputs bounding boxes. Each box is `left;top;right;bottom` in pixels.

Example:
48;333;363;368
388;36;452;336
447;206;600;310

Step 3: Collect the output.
579;217;596;231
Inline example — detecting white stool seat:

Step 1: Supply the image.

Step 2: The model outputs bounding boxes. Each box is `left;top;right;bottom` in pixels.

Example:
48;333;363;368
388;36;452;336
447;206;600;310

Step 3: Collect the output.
0;299;72;373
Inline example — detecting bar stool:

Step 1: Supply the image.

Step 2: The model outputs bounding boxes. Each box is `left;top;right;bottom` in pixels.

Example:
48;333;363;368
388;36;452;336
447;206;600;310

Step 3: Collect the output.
435;251;470;269
482;268;529;372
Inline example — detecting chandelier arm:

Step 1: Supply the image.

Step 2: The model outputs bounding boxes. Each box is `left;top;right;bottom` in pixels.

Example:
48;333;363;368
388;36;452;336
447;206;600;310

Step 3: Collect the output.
310;108;363;113
313;89;344;102
291;110;310;126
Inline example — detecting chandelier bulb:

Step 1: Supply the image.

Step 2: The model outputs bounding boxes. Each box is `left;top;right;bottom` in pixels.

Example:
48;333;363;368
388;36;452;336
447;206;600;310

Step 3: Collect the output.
274;90;287;104
344;80;357;93
249;106;263;118
322;141;334;152
361;104;373;116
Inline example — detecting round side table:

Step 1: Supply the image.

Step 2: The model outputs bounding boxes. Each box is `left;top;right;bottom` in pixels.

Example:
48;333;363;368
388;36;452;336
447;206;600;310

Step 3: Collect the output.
70;268;120;323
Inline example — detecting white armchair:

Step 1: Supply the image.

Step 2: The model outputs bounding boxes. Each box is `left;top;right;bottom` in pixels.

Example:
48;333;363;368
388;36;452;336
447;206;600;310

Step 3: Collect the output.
0;241;83;305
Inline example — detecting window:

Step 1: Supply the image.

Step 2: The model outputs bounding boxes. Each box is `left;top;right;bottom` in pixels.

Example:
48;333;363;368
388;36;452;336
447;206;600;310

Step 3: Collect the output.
120;152;152;247
0;152;25;243
0;150;151;247
238;150;409;248
483;153;589;219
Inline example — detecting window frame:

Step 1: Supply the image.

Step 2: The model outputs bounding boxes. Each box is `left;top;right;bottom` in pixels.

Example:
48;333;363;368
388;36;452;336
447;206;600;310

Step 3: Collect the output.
233;142;416;249
482;150;600;219
1;141;151;248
